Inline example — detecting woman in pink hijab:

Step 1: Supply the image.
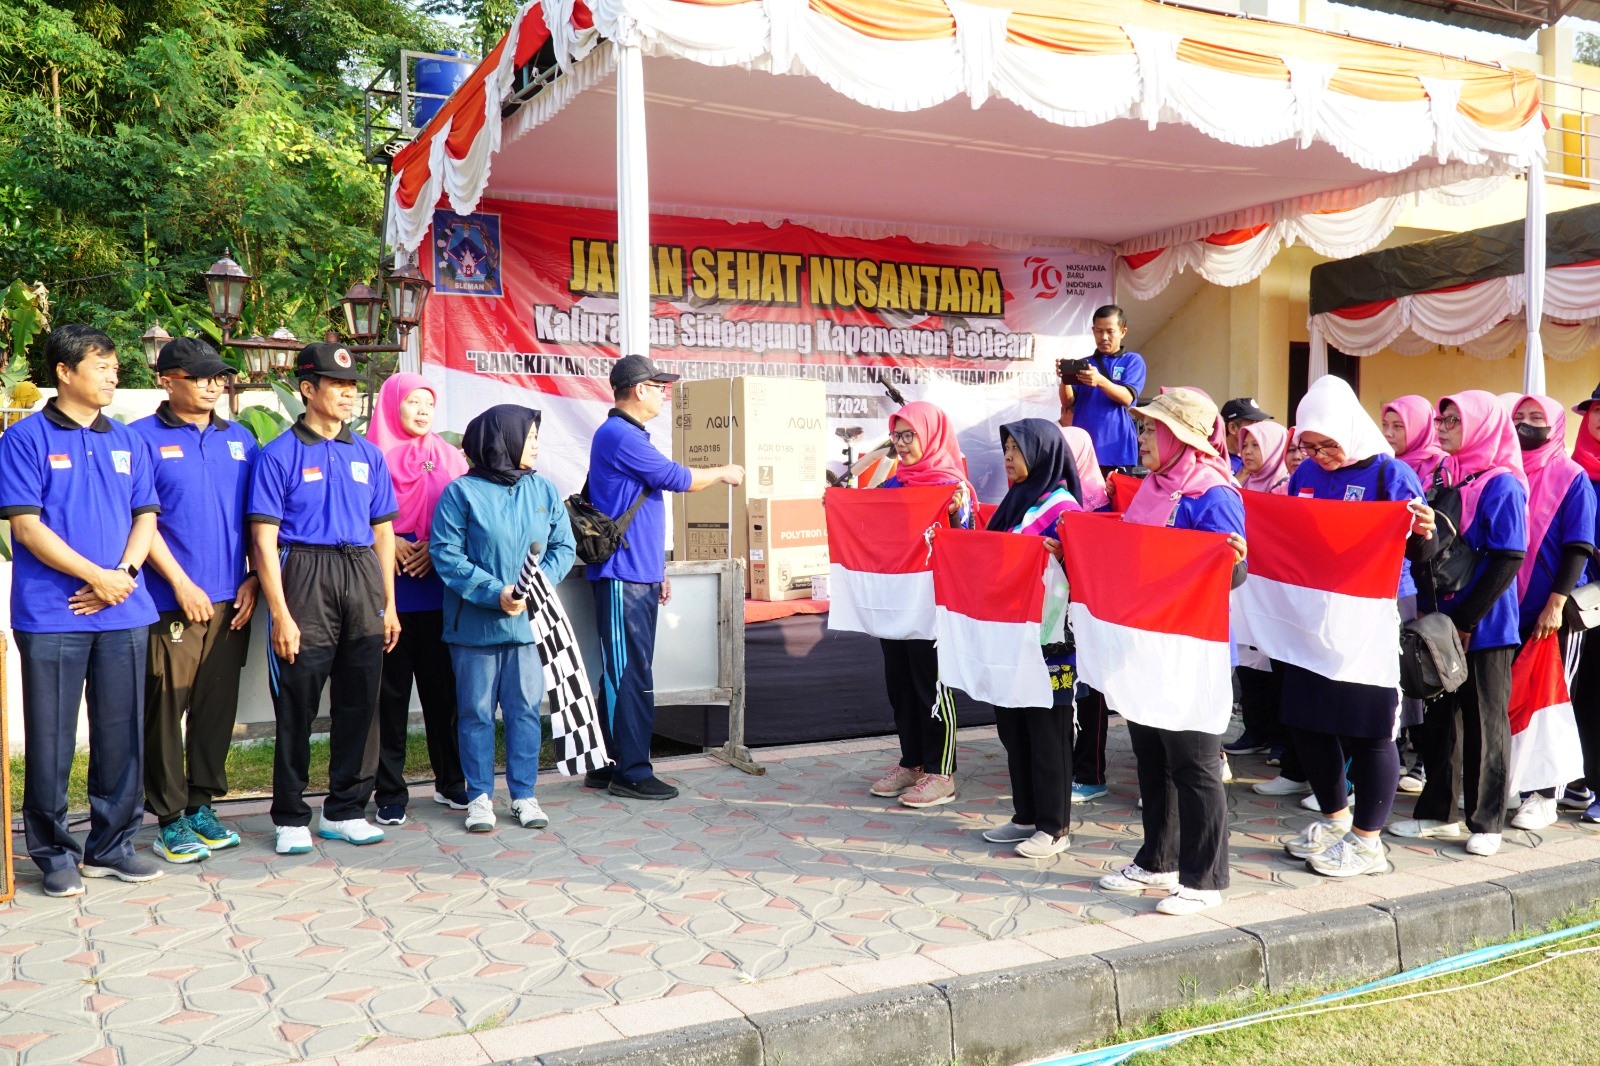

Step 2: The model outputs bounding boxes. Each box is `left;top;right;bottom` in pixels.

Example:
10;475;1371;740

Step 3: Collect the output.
1381;395;1447;484
1237;422;1290;495
1059;426;1110;511
365;373;471;824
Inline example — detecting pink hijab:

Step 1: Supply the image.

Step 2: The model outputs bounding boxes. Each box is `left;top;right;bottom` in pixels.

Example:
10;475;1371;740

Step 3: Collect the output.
1384;395;1447;483
1124;420;1239;528
1516;395;1587;599
366;372;468;538
1574;401;1600;481
890;401;969;489
1440;390;1528;532
1059;425;1109;510
1238;422;1290;495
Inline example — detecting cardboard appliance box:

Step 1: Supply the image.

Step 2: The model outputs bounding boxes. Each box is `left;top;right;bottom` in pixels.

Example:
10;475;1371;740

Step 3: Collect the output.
747;496;829;601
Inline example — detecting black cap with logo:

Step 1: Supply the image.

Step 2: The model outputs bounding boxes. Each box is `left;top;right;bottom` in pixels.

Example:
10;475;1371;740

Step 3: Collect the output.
156;337;236;379
609;354;680;391
1220;397;1272;425
294;342;364;381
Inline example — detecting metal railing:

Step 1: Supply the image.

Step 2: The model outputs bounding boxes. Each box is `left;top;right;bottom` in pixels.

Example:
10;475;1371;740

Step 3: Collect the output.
362;49;480;167
1540;73;1600;189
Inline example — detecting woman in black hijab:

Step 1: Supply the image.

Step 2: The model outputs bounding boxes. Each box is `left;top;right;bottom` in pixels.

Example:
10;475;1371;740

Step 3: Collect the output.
462;404;541;484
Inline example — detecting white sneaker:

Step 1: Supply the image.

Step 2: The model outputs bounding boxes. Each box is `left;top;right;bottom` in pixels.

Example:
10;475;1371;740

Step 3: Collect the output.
275;825;313;855
1156;886;1221;915
1466;832;1503;856
1283;817;1353;860
1510;794;1558;831
510;797;548;829
1253;776;1311;796
1387;818;1463;840
1099;862;1179;893
465;795;496;833
1219;754;1233;784
1397;765;1426;794
981;822;1035;844
1300;791;1355;813
317;817;384;845
1015;831;1070;859
1308;836;1388;878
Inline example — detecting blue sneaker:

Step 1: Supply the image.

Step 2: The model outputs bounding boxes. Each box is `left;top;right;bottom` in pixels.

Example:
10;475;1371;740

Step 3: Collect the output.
1559;786;1595;811
1071;782;1109;802
1584;798;1600;825
186;806;240;850
154;819;211;864
1222;732;1268;755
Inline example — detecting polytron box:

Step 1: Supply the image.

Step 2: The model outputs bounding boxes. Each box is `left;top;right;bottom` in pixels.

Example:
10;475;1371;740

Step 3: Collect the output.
672;377;826;563
747;496;829;601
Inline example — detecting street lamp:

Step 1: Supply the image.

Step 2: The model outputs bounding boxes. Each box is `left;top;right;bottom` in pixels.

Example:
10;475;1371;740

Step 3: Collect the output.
338;281;384;343
201;250;251;330
140;323;171;370
385;259;432;332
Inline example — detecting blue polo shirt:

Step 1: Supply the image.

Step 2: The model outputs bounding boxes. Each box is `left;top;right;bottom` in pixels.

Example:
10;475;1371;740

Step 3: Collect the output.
1289;455;1424;598
586;410;693;584
1438;472;1528;652
1520;473;1594;633
0;400;161;633
246;418;398;546
1070;350;1145;467
131;403;258;612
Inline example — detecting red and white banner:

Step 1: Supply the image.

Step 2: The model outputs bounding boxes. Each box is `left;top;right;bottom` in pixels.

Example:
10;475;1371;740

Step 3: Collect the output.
931;529;1063;709
1232;493;1413;688
824;486;955;641
1508;634;1585;795
1058;513;1236;734
419;200;1111;500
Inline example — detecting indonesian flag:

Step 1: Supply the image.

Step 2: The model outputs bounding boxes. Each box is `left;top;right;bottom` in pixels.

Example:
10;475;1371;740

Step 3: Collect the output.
1232;492;1413;687
1507;634;1584;794
825;485;956;641
932;528;1066;709
1059;512;1235;733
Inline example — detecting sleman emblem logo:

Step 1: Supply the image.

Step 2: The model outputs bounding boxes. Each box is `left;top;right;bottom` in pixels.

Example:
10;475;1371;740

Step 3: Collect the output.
334;348;353;368
229;440;246;461
1344;486;1366;502
351;462;370;484
112;450;132;475
433;210;503;297
169;621;184;643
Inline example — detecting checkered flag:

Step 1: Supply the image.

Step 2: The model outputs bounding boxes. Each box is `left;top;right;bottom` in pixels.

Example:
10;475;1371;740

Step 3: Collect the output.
514;547;609;775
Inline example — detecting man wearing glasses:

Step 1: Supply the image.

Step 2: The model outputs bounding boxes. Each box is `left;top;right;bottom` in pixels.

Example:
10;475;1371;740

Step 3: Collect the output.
584;355;743;801
131;338;260;863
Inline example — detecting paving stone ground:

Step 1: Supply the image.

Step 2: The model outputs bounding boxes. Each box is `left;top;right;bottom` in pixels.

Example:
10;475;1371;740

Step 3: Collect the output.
3;719;1600;1066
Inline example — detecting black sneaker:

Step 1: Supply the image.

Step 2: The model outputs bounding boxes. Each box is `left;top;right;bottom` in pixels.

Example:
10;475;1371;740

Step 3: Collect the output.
42;866;84;898
81;854;164;883
375;804;408;826
584;766;616;790
608;776;679;801
1222;732;1269;755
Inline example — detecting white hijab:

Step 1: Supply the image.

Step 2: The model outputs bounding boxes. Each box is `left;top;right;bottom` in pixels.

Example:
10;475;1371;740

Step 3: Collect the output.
1293;376;1393;463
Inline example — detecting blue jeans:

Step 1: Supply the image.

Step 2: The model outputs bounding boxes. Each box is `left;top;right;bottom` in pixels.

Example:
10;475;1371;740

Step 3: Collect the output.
17;627;149;874
591;579;660;785
449;642;543;800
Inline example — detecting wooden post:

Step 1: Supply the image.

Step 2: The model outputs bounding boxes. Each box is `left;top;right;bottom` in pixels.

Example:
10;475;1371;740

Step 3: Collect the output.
0;631;12;904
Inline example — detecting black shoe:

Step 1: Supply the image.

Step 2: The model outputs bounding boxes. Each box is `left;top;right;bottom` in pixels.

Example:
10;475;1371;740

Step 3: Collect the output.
608;775;679;801
42;866;84;898
375;804;408;826
1222;732;1269;755
584;766;616;790
81;854;164;883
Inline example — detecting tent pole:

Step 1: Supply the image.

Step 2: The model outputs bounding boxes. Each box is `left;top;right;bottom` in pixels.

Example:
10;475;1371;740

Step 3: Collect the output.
1523;157;1546;396
1308;318;1328;385
616;38;651;358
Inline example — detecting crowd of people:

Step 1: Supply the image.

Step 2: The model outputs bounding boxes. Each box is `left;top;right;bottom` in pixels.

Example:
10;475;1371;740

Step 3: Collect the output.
4;310;1596;922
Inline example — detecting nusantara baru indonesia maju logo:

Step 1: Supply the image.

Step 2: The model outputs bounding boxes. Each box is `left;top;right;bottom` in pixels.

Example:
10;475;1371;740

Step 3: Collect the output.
433;210;503;297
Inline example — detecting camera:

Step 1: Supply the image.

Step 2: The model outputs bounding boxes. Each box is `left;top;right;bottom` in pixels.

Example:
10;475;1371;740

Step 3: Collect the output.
1056;358;1090;383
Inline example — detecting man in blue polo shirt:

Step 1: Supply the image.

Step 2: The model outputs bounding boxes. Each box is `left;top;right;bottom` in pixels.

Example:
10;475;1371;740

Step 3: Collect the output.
0;325;164;897
1059;304;1146;472
247;342;400;854
131;338;260;864
586;355;743;801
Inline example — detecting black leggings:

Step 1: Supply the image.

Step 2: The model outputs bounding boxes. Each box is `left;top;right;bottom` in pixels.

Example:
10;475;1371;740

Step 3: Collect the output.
1291;727;1400;833
1071;686;1110;786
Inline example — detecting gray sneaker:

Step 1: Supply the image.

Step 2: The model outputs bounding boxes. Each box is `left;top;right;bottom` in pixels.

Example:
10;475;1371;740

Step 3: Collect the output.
1307;836;1388;877
1283;817;1352;859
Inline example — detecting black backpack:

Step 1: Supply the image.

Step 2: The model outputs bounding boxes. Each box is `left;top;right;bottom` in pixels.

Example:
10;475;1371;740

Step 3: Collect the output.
565;480;646;565
1420;467;1483;601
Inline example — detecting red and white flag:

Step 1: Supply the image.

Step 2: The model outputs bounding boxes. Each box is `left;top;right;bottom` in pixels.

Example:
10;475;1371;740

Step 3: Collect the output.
1507;634;1584;794
1059;512;1236;733
825;485;956;641
932;528;1065;709
1232;492;1413;687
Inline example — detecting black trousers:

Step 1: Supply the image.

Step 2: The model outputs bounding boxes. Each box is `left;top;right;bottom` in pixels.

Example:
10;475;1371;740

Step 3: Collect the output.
1238;661;1286;748
269;545;386;827
1126;721;1230;891
995;706;1073;836
1291;727;1401;833
145;602;251;823
1571;627;1600;793
1071;686;1110;786
375;609;463;807
1413;646;1515;834
880;639;956;775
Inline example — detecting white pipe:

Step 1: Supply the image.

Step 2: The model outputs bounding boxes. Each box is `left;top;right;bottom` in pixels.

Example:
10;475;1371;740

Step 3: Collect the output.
1523;158;1547;396
615;39;651;358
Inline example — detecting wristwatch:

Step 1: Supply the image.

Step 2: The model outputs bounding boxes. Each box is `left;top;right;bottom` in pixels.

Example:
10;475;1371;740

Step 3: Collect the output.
122;563;139;578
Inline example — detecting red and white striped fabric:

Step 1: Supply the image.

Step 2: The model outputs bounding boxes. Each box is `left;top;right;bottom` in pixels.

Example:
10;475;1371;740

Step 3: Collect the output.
824;485;956;641
1508;634;1584;795
1058;513;1236;734
931;528;1063;710
1232;492;1413;687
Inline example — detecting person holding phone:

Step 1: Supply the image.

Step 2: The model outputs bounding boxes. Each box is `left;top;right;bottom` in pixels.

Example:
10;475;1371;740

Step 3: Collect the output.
1057;305;1146;475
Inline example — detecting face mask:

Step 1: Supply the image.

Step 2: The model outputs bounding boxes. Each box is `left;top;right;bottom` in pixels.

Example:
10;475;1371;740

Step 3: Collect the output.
1516;422;1553;450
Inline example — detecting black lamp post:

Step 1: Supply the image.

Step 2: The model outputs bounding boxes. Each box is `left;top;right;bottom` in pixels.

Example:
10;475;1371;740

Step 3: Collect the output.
139;323;171;370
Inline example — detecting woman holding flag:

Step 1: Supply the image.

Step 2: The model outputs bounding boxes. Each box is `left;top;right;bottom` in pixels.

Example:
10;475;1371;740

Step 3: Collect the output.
1057;426;1117;803
982;419;1082;858
867;401;975;811
1569;385;1600;823
1505;396;1595;830
1277;376;1431;878
1096;388;1246;916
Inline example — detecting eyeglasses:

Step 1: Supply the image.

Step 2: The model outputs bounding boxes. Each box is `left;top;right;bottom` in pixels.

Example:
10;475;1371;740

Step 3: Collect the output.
642;382;670;394
1433;415;1462;430
890;429;918;446
167;374;227;390
1297;441;1344;458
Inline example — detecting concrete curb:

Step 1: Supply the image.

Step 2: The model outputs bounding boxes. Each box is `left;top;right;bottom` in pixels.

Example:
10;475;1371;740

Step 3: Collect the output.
478;859;1600;1066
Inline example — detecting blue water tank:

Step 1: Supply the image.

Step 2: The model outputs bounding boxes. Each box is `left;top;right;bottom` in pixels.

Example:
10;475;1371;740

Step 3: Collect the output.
412;50;472;129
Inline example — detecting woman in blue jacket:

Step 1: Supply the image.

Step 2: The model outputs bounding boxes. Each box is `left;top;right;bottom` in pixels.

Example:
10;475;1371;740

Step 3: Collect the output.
430;405;576;834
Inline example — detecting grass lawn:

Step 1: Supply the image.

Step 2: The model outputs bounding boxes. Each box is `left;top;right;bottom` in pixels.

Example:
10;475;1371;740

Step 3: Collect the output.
1098;904;1600;1065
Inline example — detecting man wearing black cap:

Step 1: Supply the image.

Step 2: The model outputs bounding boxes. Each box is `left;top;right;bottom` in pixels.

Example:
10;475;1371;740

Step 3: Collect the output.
247;343;400;854
130;338;260;863
585;355;743;800
1220;397;1273;476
